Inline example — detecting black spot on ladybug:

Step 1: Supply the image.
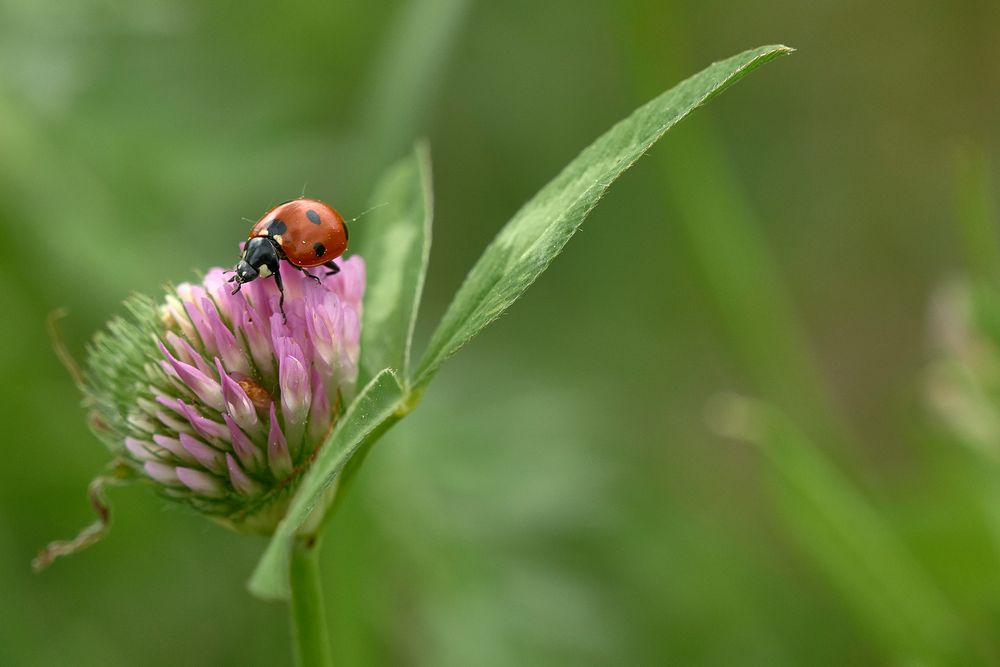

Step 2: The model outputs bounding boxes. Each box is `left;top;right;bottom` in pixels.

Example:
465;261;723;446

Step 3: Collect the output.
306;209;322;225
313;242;326;258
268;218;287;235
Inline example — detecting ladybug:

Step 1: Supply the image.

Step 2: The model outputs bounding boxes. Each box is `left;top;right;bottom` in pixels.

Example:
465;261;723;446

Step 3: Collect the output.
229;197;349;320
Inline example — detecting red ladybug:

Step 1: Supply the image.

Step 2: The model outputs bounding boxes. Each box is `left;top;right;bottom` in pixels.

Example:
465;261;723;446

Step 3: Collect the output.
229;198;349;320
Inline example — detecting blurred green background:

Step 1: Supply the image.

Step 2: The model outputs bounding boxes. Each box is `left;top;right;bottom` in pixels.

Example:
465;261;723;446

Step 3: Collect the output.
3;0;1000;664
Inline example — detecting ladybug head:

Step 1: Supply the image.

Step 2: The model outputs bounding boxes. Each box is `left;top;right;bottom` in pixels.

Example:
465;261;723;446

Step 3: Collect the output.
232;260;258;285
229;236;278;294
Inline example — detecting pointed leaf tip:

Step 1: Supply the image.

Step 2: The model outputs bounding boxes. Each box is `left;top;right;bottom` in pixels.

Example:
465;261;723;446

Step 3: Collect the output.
412;45;793;389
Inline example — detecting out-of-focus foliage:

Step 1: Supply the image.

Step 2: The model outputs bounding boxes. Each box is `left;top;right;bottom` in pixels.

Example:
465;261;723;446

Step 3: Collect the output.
2;0;1000;665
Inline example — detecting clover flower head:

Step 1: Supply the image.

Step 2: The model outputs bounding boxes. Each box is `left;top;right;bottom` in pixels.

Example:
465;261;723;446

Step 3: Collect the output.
84;255;364;533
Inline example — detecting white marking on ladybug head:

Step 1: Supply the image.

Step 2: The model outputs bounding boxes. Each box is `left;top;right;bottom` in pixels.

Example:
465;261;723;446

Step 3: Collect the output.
272;235;283;245
259;265;272;278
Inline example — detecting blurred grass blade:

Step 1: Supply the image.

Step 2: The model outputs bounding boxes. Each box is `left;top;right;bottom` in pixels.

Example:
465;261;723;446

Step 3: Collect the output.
249;369;404;601
353;144;434;386
413;45;793;389
954;152;1000;348
353;0;472;189
622;3;840;435
710;396;966;664
955;151;1000;289
654;125;840;430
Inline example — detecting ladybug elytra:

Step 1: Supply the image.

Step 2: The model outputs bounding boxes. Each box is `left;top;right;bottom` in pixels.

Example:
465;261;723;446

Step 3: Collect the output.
229;197;350;320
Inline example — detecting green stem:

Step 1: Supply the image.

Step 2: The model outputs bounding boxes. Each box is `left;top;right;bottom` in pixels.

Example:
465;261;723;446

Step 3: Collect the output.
289;536;333;667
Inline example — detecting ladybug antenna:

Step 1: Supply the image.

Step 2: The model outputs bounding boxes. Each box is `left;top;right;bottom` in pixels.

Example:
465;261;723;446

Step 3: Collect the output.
350;202;390;223
299;182;309;199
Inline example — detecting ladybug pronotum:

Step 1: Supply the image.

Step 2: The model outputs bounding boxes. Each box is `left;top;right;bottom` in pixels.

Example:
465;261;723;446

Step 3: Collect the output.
228;197;349;320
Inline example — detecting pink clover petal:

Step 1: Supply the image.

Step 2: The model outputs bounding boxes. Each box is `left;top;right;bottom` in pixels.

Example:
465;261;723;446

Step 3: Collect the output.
202;297;250;376
175;401;229;441
157;340;224;411
175;467;226;497
181;297;217;357
125;437;160;461
144;461;181;486
226;453;261;496
215;359;261;435
151;434;196;464
179;433;225;474
224;413;263;471
267;402;293;478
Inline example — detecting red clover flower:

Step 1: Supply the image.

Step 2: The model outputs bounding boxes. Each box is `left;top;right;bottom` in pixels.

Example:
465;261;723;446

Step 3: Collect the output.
36;255;364;567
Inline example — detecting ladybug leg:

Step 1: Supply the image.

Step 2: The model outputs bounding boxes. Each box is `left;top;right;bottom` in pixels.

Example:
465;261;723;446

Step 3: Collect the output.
292;265;323;285
272;266;287;323
323;260;340;277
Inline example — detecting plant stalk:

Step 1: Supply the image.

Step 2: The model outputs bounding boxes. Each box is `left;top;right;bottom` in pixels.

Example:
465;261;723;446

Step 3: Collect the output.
289;535;333;667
